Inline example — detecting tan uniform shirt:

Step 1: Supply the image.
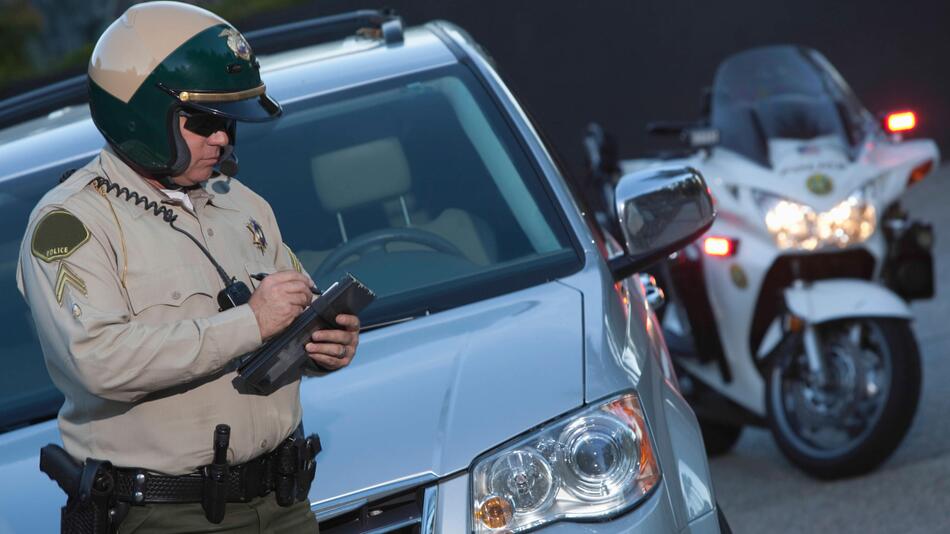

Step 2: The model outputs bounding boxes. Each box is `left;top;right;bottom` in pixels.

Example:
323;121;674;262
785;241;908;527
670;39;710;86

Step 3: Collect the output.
17;148;307;475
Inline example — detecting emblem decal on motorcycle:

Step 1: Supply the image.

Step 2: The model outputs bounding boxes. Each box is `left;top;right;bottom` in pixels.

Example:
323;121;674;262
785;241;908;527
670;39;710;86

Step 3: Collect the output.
806;173;833;195
219;28;252;61
246;218;267;254
729;264;748;289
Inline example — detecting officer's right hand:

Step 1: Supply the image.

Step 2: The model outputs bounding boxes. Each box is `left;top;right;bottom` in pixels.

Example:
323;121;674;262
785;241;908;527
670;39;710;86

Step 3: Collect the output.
247;270;315;340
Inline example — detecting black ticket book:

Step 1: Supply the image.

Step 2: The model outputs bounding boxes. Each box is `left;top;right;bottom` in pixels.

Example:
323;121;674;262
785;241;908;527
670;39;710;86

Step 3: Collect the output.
235;272;375;394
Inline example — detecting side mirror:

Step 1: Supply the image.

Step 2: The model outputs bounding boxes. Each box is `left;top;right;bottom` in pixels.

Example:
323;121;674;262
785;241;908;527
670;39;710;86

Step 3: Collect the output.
608;166;715;281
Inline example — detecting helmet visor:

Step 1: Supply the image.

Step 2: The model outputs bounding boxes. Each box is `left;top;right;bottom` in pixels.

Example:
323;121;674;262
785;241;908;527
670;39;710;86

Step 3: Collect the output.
159;83;282;122
186;93;282;122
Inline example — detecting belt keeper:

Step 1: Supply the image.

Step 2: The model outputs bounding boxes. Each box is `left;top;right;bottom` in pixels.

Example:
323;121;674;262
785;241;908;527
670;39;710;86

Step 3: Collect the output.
131;470;146;505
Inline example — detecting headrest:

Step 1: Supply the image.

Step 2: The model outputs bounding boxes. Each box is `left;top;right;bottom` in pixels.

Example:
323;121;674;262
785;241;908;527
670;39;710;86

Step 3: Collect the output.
310;137;411;212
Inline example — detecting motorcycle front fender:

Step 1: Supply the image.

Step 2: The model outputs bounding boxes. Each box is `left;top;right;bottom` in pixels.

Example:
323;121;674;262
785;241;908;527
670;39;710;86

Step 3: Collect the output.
784;279;911;324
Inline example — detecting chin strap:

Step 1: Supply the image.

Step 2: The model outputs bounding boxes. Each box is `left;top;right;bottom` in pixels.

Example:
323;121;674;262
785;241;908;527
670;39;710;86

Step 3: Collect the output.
156;143;237;187
155;175;182;189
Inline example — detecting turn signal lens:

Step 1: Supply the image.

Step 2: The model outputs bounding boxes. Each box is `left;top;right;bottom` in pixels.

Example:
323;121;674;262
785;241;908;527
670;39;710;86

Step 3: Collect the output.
703;236;736;257
787;315;804;333
908;160;934;186
885;111;916;133
477;495;515;529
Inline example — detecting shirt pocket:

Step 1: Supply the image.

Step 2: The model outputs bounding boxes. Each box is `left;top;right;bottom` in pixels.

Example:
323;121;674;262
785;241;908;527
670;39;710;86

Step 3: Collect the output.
125;264;218;316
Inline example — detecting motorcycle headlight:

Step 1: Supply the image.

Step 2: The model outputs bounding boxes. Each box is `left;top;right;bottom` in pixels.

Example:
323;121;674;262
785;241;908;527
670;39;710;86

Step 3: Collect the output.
754;188;876;250
471;392;660;533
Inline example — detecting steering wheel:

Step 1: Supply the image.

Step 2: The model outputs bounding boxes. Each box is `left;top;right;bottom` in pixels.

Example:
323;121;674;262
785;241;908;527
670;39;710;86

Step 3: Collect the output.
313;227;467;280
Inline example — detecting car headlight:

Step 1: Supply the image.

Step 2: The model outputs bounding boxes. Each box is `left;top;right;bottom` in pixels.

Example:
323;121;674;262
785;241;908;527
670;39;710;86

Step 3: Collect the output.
471;392;660;533
754;188;876;250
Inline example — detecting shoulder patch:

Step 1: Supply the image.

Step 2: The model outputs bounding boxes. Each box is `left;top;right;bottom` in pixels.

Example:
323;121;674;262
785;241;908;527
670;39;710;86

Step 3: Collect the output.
31;210;90;263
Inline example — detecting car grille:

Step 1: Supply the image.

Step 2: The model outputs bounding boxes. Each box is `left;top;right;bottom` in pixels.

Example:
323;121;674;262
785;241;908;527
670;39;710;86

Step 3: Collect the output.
318;485;437;534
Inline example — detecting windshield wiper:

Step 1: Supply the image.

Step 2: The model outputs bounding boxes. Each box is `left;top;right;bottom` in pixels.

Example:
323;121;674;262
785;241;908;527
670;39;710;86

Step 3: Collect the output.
361;313;421;332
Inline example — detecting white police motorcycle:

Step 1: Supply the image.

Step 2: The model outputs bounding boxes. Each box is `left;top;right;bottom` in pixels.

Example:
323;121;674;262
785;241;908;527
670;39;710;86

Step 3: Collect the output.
601;45;939;478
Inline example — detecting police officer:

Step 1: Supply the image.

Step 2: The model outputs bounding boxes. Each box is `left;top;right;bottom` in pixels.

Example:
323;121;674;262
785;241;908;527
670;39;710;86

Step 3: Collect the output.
17;2;359;532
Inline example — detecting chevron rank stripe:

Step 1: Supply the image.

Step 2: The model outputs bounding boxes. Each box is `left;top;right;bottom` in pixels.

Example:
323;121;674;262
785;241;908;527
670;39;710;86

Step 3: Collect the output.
284;243;303;274
55;263;87;305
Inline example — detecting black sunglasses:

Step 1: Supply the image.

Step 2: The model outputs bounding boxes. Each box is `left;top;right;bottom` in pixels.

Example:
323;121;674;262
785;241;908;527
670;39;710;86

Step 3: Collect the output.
182;112;234;137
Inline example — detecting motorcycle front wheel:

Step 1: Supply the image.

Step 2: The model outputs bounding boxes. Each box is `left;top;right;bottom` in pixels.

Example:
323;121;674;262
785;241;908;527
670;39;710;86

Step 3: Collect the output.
766;318;921;479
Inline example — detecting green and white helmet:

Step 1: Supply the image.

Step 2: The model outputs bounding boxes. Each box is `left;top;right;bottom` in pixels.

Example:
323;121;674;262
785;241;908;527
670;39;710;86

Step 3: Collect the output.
88;1;281;177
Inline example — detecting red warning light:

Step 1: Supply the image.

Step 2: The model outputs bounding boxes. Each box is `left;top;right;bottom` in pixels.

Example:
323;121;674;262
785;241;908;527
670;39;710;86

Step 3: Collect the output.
703;236;736;257
885;111;916;133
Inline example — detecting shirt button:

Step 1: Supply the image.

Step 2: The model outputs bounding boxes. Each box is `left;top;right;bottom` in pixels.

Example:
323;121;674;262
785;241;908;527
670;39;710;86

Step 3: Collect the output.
260;439;268;449
207;228;215;237
171;291;181;300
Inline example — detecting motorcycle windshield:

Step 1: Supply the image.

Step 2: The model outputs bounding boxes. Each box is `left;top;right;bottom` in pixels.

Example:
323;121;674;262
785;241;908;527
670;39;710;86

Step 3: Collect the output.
710;46;870;168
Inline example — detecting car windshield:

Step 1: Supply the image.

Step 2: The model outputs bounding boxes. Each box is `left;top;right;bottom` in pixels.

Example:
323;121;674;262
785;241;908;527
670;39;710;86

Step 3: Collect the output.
238;64;579;326
1;64;580;431
710;46;871;168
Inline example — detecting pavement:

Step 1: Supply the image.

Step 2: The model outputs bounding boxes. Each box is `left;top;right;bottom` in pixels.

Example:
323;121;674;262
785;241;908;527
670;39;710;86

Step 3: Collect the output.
710;163;950;533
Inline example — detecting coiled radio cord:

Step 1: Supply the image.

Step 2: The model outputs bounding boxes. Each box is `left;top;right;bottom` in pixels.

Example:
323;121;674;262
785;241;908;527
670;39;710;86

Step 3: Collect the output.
90;176;234;288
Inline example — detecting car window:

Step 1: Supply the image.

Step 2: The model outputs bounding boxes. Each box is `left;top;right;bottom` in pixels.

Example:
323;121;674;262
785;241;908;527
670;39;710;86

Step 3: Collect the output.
0;166;70;432
239;64;581;326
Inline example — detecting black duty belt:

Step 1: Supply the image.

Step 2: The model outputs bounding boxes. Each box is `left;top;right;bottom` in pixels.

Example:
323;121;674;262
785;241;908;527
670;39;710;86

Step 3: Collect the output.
112;428;321;506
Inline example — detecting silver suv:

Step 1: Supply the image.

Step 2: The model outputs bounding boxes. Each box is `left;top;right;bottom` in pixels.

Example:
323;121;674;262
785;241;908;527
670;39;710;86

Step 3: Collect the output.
0;11;727;533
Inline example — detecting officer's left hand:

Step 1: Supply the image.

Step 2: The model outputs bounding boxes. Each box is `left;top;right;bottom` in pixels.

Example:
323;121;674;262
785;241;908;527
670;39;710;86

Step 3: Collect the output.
306;314;360;370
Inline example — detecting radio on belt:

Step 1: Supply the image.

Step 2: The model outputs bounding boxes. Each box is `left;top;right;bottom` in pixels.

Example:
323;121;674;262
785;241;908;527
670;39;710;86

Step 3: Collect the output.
234;272;375;395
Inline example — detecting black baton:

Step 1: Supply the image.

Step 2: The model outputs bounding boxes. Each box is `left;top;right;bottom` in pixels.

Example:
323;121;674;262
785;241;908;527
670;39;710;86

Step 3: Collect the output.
202;424;230;524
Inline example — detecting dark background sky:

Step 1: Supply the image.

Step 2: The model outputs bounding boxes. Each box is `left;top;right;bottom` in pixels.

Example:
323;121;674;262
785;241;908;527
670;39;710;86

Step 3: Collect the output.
7;1;948;181
246;0;950;180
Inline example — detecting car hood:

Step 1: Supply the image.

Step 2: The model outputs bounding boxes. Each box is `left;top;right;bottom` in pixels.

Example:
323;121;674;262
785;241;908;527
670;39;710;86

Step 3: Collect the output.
302;280;584;512
0;281;583;530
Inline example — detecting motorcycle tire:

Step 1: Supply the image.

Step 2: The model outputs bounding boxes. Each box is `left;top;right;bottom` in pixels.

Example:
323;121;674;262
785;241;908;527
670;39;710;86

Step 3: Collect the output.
766;318;921;479
699;418;743;457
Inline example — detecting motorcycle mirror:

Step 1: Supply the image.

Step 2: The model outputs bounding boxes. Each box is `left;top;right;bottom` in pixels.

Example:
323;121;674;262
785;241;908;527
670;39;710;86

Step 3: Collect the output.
582;122;623;239
646;122;720;149
700;86;712;117
608;166;716;281
646;121;690;137
582;122;619;178
685;127;720;148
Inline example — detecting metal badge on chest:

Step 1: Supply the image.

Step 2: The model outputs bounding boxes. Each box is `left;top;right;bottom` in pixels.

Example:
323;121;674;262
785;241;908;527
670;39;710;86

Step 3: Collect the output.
246;218;267;254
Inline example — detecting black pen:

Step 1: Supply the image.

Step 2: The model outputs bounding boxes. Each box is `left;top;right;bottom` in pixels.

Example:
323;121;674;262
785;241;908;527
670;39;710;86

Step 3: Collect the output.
250;272;320;295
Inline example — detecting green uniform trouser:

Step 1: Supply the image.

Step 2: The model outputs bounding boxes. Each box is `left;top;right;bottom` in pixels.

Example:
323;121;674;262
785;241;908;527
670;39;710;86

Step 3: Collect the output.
118;493;318;533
